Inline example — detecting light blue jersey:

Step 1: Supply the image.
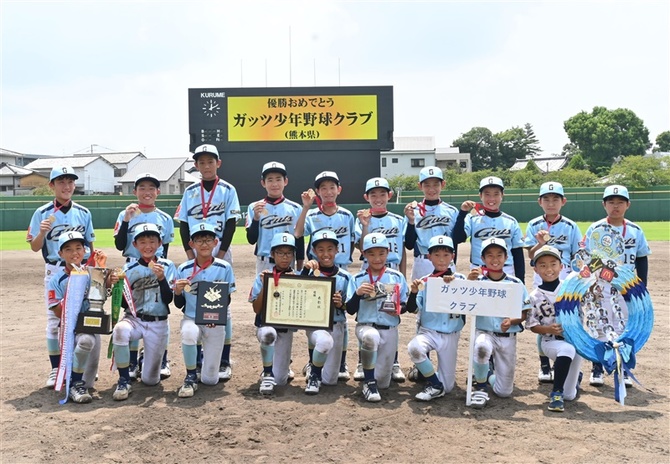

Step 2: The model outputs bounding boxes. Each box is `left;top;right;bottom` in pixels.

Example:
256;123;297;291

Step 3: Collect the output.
303;207;355;266
584;218;651;270
27;201;95;263
176;258;236;319
123;258;177;317
347;268;409;327
114;209;175;259
464;212;524;267
355;212;406;265
474;273;531;333
175;179;241;238
409;201;459;255
416;272;467;333
524;215;581;267
303;267;354;323
246;198;302;257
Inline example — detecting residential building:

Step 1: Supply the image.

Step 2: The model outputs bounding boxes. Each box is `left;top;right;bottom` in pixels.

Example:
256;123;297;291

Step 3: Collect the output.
24;156;116;194
117;157;199;195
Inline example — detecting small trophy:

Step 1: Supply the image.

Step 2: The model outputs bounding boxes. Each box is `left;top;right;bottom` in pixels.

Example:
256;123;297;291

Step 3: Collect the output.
76;267;113;334
379;283;399;315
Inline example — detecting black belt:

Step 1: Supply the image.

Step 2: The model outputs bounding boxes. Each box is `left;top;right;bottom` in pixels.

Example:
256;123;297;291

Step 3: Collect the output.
363;323;391;330
138;314;168;322
555;335;565;341
493;332;516;338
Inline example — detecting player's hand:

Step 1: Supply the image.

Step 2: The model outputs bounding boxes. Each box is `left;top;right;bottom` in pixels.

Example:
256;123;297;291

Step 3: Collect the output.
39;219;53;234
356;283;374;297
442;275;456;283
549;323;563;336
253;201;267;221
152;262;165;281
301;190;315;207
467;268;482;280
205;323;216;328
461;200;477;212
332;291;343;307
404;202;415;222
356;209;371;227
500;318;512;332
94;250;107;267
535;229;550;245
124;203;139;221
174;278;190;295
303;259;319;271
109;272;120;285
410;278;422;294
260;269;272;276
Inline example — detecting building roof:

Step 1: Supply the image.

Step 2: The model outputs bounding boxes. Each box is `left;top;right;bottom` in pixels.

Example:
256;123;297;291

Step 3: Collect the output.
24;156;102;170
118;157;189;183
100;152;145;165
510;155;568;172
385;136;435;152
0;162;35;177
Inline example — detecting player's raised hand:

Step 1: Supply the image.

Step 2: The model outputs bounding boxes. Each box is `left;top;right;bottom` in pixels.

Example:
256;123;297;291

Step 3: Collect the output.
152;262;165;281
39;218;53;234
410;278;423;294
356;209;371;227
404;202;416;222
461;200;476;212
174;278;189;295
252;201;267;221
300;190;315;207
356;282;374;296
467;268;482;280
124;203;139;221
442;275;456;283
535;229;550;245
303;259;319;271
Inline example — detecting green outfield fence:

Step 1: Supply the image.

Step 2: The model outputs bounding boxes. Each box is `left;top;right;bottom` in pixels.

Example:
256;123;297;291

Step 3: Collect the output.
1;186;669;231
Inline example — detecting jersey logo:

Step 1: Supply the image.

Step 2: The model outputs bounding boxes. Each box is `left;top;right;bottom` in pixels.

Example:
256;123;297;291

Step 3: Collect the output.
187;202;227;219
46;224;86;241
473;227;511;239
260;215;295;229
370;226;399;238
415;216;450;229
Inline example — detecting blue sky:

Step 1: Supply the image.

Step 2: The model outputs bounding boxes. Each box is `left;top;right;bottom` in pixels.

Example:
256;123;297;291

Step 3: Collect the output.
2;1;668;157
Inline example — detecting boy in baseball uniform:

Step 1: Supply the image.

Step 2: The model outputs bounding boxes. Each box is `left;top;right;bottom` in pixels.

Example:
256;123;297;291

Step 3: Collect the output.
175;144;241;382
27;166;95;388
48;232;117;403
524;181;582;383
584;185;650;387
300;230;354;394
111;223;177;401
406;235;469;401
346;233;409;402
525;245;583;412
469;238;531;408
173;223;236;398
113;172;175;380
249;233;299;395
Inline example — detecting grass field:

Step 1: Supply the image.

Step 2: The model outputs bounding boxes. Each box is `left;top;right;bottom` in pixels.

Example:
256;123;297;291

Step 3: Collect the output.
3;222;668;251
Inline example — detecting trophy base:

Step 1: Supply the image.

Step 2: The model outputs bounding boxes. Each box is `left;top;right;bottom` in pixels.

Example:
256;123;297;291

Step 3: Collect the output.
76;311;112;334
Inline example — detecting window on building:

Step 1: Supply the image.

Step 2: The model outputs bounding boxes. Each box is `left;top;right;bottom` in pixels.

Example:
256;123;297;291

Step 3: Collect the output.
392;158;398;164
127;185;133;194
381;158;387;167
460;161;468;169
169;184;176;194
411;158;425;168
113;168;126;177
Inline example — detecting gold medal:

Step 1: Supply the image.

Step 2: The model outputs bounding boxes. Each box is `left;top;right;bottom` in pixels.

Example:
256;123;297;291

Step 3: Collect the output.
261;207;269;215
184;283;191;293
307;189;316;199
417;282;425;291
542;232;551;242
362;209;371;218
47;215;56;223
131;207;141;217
148;261;156;270
313;269;321;277
410;201;418;208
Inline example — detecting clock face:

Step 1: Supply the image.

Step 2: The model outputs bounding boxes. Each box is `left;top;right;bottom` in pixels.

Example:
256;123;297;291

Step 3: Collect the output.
202;99;220;118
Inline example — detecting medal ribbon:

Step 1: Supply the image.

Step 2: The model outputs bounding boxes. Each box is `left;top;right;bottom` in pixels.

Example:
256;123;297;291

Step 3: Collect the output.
417;200;427;217
369;207;387;215
544;214;561;235
265;195;285;206
607;218;627;238
189;258;213;282
51;199;71;216
367;266;386;285
313;195;337;213
199;176;219;218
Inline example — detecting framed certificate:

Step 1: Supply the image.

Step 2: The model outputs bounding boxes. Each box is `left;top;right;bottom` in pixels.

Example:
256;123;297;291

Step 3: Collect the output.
260;274;335;330
195;281;230;325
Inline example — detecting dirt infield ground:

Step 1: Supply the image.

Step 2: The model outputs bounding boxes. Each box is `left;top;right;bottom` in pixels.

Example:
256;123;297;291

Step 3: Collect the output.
1;242;668;463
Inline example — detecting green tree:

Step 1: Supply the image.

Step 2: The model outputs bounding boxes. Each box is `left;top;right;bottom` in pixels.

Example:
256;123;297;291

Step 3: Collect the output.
653;131;670;152
32;184;52;196
509;160;543;189
608;155;670;188
551;168;599;187
566;153;588;170
496;126;529;169
387;174;419;193
563;106;651;175
452;127;500;171
524;123;542;157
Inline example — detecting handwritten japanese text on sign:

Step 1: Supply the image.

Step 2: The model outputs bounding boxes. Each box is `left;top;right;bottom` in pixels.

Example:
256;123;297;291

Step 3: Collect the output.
424;278;523;318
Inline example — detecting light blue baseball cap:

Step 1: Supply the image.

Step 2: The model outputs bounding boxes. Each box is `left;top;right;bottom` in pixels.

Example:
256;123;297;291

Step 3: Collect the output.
271;232;296;250
603;185;629;200
58;231;86;250
419;166;444;183
428;235;454;252
311;229;339;248
362;232;389;251
50;166;78;182
365;177;392;193
133;223;161;241
479;176;504;191
190;222;217;239
481;237;508;255
539;181;564;197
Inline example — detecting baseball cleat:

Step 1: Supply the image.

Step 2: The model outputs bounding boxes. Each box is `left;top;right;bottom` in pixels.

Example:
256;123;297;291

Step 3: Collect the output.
218;364;232;381
128;363;139;380
415;384;446;401
362;379;382;402
259;374;276;395
69;380;92;404
538;367;553;383
178;374;198;398
338;364;350;381
195;365;202;382
391;363;406;382
353;363;365;381
160;360;171;379
113;378;132;401
302;362;312;381
46;368;58;388
548;391;565;412
304;375;321;395
589;372;604;387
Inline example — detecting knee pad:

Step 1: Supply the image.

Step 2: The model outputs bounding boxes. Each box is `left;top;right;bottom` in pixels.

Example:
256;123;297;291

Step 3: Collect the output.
181;323;199;346
112;320;132;345
77;334;96;352
314;331;334;353
257;327;276;346
407;339;425;363
360;329;379;351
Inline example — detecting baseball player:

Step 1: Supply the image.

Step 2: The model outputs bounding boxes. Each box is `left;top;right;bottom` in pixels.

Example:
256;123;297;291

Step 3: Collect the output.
452;176;525;283
406;235;469;401
524;181;582;383
345;233;409;403
300;230;355;394
403;166;459;280
173;223;236;398
526;245;583;412
175;144;241;382
249;233;299;395
246;161;305;274
584;185;650;387
468;238;531;408
113;172;175;379
354;177;408;382
295;170;355;381
27;166;95;388
111;223;177;401
47;232;117;403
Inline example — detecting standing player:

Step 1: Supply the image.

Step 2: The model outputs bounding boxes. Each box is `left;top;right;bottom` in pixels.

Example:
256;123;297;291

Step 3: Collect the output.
113;172;175;379
175;144;241;382
111;223;177;401
246;161;305;274
406;236;469;401
354;177;408;382
345;233;409;402
584;185;650;387
27;166;95;388
524;181;581;383
295;170;355;381
469;238;531;408
173;223;236;398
